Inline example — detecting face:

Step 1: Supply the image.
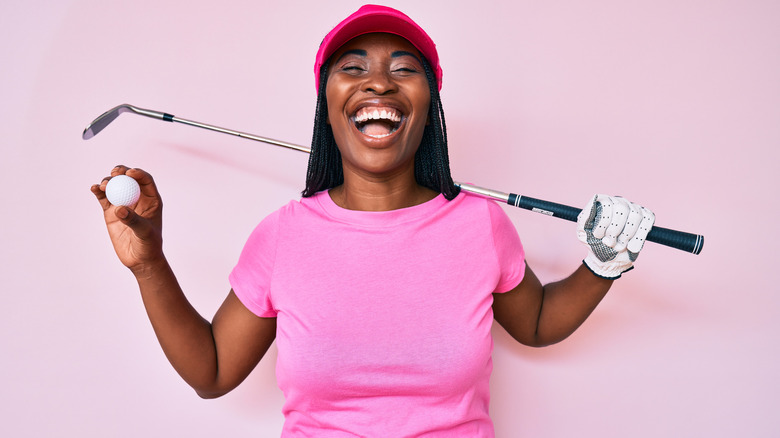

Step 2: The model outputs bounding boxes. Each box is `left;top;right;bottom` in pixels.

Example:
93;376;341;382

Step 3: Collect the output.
326;33;431;180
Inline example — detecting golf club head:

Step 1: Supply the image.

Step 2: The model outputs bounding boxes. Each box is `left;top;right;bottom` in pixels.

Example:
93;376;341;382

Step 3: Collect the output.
82;104;171;140
82;104;134;140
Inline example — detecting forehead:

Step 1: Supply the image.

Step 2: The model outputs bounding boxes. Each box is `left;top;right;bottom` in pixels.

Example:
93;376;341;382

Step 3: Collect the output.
329;33;422;61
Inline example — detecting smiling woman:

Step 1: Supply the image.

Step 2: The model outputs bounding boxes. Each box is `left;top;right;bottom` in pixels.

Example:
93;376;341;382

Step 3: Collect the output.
92;4;658;438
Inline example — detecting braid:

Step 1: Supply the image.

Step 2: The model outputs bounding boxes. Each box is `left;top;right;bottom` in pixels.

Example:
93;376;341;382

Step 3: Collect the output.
416;57;459;200
302;56;459;200
302;63;343;197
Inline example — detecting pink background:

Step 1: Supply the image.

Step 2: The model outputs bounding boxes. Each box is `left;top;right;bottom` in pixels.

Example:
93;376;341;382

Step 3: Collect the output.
2;0;778;436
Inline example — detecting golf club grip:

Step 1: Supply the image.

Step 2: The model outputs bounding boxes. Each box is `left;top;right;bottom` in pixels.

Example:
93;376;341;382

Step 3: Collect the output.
507;194;704;254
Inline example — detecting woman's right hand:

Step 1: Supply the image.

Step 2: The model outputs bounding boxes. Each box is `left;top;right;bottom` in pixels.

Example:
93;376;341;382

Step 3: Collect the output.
91;166;165;274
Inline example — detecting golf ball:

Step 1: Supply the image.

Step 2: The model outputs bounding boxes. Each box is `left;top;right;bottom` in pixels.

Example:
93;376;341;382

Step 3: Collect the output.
106;174;141;207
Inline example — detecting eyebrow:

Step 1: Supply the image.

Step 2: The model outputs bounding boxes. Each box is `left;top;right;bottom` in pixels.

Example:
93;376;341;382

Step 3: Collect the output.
334;49;422;63
391;51;421;63
335;49;367;63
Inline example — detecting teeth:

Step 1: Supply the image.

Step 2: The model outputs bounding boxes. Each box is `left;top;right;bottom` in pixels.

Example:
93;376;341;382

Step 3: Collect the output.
354;107;402;123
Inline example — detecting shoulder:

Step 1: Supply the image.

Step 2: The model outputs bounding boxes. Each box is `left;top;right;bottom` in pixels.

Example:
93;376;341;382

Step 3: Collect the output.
444;191;510;222
243;194;320;240
263;192;329;224
452;192;522;247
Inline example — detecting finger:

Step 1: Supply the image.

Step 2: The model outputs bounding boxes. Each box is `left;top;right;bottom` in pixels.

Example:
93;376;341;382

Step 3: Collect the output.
628;207;655;253
110;165;130;177
91;183;112;211
124;167;161;200
591;194;614;239
577;195;598;235
615;200;642;252
114;205;156;240
99;166;126;191
602;197;630;248
97;175;112;192
95;169;124;208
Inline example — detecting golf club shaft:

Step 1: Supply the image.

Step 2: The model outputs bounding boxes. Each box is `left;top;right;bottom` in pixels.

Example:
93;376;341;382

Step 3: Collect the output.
83;104;704;255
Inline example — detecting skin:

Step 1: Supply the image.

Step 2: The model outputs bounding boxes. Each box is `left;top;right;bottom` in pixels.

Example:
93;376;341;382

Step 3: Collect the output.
92;33;613;398
91;166;275;398
325;34;438;211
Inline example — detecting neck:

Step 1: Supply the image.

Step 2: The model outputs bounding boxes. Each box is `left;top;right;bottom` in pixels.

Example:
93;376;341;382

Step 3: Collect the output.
329;171;438;211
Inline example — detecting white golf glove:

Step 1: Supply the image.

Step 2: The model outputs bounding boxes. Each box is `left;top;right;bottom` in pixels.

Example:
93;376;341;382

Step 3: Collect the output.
576;194;655;279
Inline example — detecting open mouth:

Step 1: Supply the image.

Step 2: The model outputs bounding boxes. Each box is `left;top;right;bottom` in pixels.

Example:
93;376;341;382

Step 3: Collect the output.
351;106;403;139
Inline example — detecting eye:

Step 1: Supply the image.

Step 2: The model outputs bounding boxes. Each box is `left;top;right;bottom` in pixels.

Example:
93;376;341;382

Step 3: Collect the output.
391;60;422;75
340;64;366;74
391;66;421;78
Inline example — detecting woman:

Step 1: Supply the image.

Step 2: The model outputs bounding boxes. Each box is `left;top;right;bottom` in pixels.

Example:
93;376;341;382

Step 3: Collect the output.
92;5;654;436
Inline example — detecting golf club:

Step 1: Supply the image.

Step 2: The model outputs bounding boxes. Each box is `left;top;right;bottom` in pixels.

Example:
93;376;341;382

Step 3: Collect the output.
83;103;704;255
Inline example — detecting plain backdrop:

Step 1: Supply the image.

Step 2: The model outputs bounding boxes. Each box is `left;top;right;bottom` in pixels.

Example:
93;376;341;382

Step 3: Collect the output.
2;0;778;436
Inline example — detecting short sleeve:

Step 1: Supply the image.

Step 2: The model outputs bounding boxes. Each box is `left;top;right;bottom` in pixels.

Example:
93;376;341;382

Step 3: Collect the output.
229;210;280;317
487;201;526;293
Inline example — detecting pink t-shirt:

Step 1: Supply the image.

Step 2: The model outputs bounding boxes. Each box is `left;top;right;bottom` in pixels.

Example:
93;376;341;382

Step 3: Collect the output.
230;191;525;437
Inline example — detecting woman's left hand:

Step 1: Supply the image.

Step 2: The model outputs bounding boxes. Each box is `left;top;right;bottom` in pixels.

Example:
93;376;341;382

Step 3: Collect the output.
576;194;655;279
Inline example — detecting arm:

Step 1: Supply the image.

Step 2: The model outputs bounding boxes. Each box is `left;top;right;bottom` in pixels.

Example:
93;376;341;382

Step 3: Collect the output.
137;262;276;398
493;263;612;347
493;194;654;347
92;166;275;398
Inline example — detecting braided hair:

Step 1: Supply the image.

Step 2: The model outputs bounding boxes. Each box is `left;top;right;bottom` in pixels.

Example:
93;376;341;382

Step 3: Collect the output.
302;56;459;200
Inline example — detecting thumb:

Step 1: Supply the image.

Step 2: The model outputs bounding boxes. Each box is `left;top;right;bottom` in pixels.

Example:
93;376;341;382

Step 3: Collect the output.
576;195;597;243
114;205;131;220
114;206;156;240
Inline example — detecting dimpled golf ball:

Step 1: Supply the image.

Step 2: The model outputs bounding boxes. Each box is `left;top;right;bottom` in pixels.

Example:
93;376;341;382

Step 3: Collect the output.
106;174;141;207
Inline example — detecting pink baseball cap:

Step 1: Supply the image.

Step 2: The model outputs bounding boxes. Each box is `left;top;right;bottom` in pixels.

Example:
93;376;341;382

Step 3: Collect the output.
314;4;443;92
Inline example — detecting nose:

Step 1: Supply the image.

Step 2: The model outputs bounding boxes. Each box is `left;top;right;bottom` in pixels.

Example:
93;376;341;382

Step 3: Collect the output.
362;67;397;95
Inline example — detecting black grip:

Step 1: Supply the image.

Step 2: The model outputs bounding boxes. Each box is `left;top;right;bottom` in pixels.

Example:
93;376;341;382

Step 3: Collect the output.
507;194;704;255
509;194;581;221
